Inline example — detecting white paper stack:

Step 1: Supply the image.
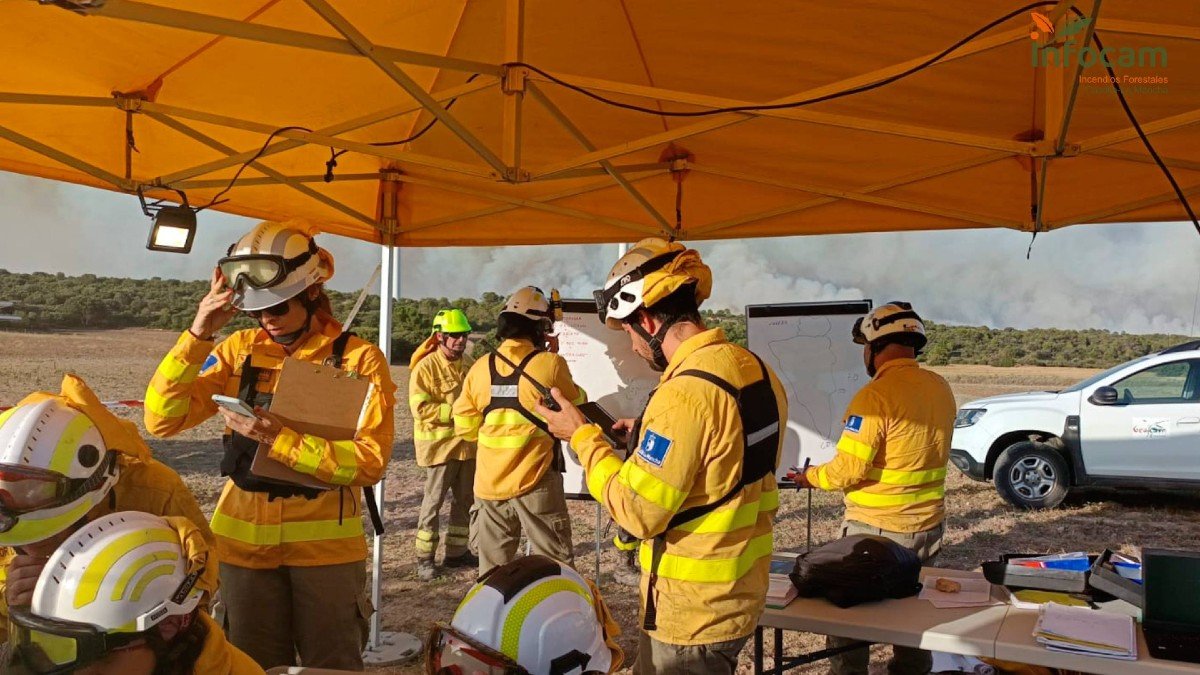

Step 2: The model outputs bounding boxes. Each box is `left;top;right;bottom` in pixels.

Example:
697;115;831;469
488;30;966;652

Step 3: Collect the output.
1033;602;1137;660
766;574;798;609
919;576;1004;609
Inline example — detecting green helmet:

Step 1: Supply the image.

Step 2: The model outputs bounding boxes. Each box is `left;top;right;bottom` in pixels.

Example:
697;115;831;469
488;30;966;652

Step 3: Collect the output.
432;308;472;334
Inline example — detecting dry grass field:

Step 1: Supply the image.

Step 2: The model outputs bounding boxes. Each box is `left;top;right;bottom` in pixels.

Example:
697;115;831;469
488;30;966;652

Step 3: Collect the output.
3;328;1199;673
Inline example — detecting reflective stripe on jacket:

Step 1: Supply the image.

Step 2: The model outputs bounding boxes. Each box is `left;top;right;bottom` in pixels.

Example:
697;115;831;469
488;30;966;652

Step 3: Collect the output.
453;339;584;501
409;349;474;467
144;318;396;569
570;328;788;646
805;358;955;533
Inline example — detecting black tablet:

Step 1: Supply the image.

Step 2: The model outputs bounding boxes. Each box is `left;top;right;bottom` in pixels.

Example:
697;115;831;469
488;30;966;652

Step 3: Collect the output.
577;401;624;446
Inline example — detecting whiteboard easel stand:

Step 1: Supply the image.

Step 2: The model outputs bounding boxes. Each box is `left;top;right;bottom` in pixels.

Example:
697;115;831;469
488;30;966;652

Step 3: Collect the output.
363;244;421;665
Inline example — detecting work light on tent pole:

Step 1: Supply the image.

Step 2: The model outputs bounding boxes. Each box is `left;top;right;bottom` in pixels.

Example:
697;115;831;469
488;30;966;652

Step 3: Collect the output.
139;187;197;254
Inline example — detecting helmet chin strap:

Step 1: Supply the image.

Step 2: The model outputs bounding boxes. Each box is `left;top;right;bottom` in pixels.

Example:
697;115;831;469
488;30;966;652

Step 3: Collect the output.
629;319;675;372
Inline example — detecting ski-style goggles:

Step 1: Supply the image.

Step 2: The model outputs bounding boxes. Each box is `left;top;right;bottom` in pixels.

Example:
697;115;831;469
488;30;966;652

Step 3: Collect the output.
9;609;146;675
0;456;113;533
218;238;318;291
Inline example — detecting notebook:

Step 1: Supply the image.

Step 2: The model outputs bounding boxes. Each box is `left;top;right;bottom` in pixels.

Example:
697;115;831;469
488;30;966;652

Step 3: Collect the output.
249;356;373;489
1142;548;1200;664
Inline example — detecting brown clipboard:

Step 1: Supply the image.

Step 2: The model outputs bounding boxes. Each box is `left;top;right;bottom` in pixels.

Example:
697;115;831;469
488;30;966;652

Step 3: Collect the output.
250;356;373;490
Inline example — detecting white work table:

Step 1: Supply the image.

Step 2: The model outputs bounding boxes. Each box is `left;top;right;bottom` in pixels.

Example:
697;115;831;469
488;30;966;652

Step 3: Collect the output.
755;566;1200;675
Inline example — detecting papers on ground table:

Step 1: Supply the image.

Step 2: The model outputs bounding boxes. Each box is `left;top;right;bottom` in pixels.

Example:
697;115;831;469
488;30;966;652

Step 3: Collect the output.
919;576;1004;608
1033;602;1137;660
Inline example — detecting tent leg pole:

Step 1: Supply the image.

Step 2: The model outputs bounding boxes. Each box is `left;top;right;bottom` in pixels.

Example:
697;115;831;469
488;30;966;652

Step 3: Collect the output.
362;244;420;665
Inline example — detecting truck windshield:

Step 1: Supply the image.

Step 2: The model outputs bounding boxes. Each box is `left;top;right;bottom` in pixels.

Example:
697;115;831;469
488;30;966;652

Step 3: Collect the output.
1060;355;1154;393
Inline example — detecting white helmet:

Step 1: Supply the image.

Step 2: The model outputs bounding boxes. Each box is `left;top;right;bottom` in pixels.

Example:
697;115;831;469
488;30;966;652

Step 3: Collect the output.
0;398;118;546
852;301;928;351
428;556;621;675
9;512;209;674
502;287;559;323
219;221;334;312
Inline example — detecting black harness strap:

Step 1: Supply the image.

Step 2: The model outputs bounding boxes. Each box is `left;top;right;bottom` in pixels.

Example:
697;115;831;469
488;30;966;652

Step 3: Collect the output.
327;331;385;536
484;349;566;472
640;350;781;631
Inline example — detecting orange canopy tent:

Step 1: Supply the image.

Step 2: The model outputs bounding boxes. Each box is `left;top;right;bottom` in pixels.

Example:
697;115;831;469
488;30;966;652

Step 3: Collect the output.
0;0;1197;249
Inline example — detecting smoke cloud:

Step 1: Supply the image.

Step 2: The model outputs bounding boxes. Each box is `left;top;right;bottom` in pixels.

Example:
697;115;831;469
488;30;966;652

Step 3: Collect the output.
2;173;1198;335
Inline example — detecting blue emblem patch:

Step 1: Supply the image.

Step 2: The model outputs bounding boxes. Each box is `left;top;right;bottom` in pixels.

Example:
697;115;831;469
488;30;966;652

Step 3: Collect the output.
844;415;864;433
638;429;673;467
200;354;218;374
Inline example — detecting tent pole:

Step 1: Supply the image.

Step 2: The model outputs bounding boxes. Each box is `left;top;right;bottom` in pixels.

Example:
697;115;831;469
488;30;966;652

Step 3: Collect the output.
362;244;421;665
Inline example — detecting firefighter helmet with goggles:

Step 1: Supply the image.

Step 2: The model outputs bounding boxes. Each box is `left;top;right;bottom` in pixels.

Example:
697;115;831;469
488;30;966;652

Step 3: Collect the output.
0;396;118;546
218;221;334;312
851;302;927;351
427;555;622;674
593;238;712;330
432;308;473;335
9;511;211;675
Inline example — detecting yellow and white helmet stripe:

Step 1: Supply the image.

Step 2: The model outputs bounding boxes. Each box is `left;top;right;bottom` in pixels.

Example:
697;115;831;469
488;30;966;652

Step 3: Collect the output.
31;512;206;633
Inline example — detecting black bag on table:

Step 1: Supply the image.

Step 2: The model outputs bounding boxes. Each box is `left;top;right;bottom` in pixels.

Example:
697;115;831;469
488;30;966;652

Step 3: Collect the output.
788;534;923;608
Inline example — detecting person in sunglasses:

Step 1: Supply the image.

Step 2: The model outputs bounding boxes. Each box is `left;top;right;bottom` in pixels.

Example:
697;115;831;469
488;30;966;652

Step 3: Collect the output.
0;375;214;645
143;221;397;670
408;309;479;581
6;511;261;675
791;302;955;675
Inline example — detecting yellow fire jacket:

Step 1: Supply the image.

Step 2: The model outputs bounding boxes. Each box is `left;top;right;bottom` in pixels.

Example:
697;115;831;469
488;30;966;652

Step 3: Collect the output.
453;339;585;501
0;454;215;641
409;349;475;467
570;328;788;646
144;317;396;569
805;358;955;533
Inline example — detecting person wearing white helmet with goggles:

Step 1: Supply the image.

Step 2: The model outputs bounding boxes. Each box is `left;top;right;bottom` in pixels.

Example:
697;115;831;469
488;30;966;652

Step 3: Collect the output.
535;238;788;674
6;511;261;675
0;375;213;645
452;286;586;577
426;554;623;675
143;221;397;670
793;302;955;675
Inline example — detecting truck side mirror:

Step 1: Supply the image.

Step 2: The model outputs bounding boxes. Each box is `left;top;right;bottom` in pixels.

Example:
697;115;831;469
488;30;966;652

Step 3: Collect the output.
1089;386;1120;406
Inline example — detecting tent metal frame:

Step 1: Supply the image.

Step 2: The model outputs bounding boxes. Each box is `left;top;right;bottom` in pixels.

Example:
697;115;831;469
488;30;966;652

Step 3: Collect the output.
0;1;1195;239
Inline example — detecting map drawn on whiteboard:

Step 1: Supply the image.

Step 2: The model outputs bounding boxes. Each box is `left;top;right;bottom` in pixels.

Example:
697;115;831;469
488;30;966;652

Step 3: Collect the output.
747;301;872;477
556;300;660;498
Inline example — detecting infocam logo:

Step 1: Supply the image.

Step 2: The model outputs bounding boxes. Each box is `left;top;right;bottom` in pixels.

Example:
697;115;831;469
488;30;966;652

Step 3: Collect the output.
1029;11;1168;68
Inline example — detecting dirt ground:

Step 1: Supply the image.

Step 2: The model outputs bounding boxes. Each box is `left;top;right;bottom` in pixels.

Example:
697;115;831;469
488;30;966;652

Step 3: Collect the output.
3;329;1200;674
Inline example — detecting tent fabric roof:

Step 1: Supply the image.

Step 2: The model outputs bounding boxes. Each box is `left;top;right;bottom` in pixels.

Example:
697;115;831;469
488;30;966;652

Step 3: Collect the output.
0;0;1196;246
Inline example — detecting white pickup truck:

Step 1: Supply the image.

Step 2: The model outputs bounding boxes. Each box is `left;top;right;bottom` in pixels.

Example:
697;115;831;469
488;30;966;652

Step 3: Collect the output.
950;341;1200;509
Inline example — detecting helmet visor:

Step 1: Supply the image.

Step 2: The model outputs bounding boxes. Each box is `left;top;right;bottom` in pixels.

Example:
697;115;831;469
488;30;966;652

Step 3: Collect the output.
10;609;142;675
218;255;286;291
425;624;527;675
0;466;73;513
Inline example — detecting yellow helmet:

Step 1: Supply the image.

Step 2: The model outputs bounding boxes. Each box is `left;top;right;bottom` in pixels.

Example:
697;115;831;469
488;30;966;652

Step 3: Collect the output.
594;238;712;330
852;302;927;350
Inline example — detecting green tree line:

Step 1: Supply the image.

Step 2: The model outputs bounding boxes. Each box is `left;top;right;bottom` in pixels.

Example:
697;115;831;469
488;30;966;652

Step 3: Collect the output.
0;270;1186;368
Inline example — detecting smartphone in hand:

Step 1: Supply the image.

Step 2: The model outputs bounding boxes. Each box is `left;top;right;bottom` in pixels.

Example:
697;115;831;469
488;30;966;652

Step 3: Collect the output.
212;394;257;418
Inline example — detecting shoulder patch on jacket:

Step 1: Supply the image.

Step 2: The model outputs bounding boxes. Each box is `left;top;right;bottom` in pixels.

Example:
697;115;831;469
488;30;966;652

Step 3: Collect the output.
200;354;218;374
844;415;863;433
638;429;672;467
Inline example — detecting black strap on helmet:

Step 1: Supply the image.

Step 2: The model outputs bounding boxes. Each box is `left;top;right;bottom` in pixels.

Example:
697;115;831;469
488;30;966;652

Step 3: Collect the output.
594;250;682;323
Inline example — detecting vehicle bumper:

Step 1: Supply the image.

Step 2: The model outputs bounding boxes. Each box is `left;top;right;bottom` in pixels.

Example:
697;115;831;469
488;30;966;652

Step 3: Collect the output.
950;449;987;481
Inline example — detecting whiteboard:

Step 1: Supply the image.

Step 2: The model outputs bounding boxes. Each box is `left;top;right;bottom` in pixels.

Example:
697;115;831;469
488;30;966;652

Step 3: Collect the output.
556;300;660;498
747;301;872;480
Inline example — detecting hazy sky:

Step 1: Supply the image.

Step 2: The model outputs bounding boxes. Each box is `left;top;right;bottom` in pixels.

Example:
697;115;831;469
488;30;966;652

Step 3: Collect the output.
2;172;1198;335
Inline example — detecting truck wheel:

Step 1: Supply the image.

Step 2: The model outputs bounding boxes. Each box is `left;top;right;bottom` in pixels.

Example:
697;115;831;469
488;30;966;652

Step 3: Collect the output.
994;441;1069;509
